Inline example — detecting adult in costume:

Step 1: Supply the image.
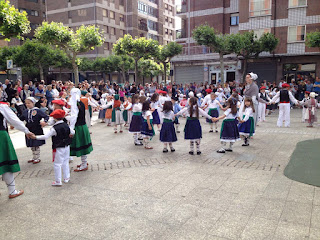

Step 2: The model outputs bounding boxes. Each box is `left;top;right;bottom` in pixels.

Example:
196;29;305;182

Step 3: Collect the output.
271;83;298;127
0;102;33;198
69;88;93;172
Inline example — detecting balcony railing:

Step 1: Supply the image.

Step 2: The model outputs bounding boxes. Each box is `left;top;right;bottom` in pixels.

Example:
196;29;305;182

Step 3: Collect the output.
176;29;187;39
138;23;148;32
180;46;212;55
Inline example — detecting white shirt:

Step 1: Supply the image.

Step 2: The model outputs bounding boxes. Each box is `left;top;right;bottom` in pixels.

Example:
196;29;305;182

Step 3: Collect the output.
0;103;30;133
151;101;161;110
241;107;253;122
142;110;153;120
132;103;142;113
202;99;220;109
162;110;175;120
224;108;239;119
176;106;212;119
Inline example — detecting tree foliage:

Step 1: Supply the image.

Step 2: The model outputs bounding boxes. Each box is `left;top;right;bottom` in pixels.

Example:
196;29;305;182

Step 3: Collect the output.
138;58;161;79
113;34;159;83
0;45;19;70
0;0;30;40
35;22;104;86
306;30;320;50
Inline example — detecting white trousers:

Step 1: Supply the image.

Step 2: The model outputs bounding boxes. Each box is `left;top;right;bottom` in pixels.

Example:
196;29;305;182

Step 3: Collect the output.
53;146;70;183
114;110;124;125
258;103;266;122
127;111;133;125
277;103;291;127
302;107;306;122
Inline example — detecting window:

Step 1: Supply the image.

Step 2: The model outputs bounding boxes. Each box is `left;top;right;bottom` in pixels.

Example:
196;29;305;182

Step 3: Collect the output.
288;25;306;42
165;28;168;34
120;0;124;6
230;14;239;26
103;9;108;17
138;1;157;17
78;9;87;16
120;29;124;36
254;28;271;38
109;11;115;19
110;0;115;3
249;0;271;17
30;10;39;16
165;4;168;9
43;12;46;18
169;30;173;36
104;26;109;34
289;0;307;7
26;0;38;2
169;5;172;11
148;20;158;31
104;42;110;50
110;27;115;35
165;16;168;22
169;18;173;23
120;14;124;22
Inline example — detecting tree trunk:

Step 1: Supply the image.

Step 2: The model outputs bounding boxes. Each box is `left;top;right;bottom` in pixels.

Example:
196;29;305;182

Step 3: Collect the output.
163;62;167;85
39;62;44;82
122;71;126;84
72;55;79;87
135;59;138;84
242;59;248;83
219;52;225;86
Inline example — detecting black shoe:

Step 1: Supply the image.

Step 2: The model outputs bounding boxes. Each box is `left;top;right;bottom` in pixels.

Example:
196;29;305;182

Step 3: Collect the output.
163;148;169;153
242;143;250;147
209;130;213;133
217;149;226;153
170;148;175;152
215;130;218;133
138;138;143;141
135;142;143;146
225;149;233;152
197;151;201;155
177;131;180;133
189;151;194;155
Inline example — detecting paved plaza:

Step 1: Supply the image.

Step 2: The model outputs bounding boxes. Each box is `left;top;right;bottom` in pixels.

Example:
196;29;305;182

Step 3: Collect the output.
1;109;320;240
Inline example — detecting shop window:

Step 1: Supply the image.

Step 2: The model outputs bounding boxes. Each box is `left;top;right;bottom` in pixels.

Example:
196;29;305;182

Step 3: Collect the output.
288;25;305;42
289;0;307;7
249;0;271;17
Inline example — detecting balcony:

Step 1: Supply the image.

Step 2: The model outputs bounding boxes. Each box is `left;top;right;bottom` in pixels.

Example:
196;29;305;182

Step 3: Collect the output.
181;46;211;55
138;23;148;32
176;29;187;39
176;4;187;14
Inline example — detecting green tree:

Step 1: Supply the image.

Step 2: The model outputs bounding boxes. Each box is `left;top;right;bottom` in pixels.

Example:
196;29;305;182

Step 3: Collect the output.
53;50;72;81
157;42;182;84
0;45;19;71
138;58;161;83
229;31;278;82
0;0;30;40
14;40;58;81
113;55;134;82
306;30;320;50
35;22;104;86
113;34;159;83
193;25;233;85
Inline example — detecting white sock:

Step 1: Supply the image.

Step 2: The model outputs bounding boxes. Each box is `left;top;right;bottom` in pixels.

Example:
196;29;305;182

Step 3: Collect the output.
3;172;18;195
81;155;87;168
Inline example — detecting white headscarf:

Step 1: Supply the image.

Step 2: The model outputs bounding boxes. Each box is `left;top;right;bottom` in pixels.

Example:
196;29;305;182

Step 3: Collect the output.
188;91;194;98
249;72;258;81
26;97;37;104
69;88;81;109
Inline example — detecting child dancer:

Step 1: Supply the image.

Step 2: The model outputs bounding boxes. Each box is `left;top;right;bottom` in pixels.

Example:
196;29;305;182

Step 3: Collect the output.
111;94;124;133
150;93;161;131
258;86;270;122
175;97;213;155
126;97;133;126
20;97;49;164
0;101;33;198
69;88;93;172
213;98;240;153
31;109;72;186
171;97;181;133
238;97;255;146
201;92;223;133
303;92;318;127
98;93;108;123
160;101;177;152
129;94;143;146
300;91;310;123
141;101;155;149
104;95;113;126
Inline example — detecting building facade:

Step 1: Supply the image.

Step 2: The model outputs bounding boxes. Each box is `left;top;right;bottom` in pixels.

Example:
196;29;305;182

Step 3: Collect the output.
172;0;320;85
47;0;176;57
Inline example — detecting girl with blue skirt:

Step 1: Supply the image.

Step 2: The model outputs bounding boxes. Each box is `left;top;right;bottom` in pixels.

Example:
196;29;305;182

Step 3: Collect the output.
238;97;255;146
160;101;177;153
201;92;223;133
150;93;161;131
175;97;213;155
141;100;155;149
213;98;241;153
129;94;143;146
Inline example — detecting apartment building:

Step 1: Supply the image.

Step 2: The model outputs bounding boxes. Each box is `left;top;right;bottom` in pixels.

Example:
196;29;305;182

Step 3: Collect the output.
172;0;320;85
47;0;176;58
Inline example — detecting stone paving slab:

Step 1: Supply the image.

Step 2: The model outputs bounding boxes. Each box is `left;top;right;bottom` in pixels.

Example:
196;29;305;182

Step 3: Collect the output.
0;109;320;239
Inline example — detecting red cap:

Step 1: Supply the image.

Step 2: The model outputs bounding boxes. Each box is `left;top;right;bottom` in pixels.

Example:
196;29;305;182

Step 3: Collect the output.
160;90;167;94
52;99;65;106
305;91;310;94
282;83;290;88
59;91;65;97
260;86;266;90
50;109;66;119
205;89;212;93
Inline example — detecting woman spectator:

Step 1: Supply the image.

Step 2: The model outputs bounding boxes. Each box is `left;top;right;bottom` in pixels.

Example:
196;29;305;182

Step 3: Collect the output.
11;92;25;116
45;85;54;104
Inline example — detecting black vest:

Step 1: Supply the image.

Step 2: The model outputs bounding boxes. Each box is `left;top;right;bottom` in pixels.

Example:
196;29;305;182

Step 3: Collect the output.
280;90;290;102
0;113;8;131
260;92;268;102
75;101;86;126
52;122;72;149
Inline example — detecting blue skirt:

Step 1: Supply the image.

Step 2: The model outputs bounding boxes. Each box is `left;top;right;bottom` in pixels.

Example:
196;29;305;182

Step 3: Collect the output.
160;122;177;142
98;109;106;119
238;117;255;136
206;109;219;123
152;109;161;124
220;119;240;142
184;118;202;140
141;121;155;137
26;138;45;148
129;115;143;133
